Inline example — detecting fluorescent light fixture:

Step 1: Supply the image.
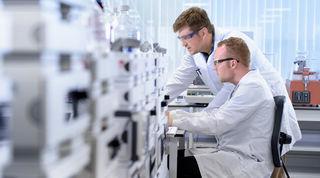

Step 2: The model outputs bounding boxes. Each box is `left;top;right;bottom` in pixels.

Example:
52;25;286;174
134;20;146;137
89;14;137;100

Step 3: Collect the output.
183;3;207;7
261;14;282;19
266;8;291;12
259;19;275;24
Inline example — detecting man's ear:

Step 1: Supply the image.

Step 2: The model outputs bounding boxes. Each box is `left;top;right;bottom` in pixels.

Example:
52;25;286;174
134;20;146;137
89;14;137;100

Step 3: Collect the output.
202;27;209;33
231;60;237;68
200;27;208;38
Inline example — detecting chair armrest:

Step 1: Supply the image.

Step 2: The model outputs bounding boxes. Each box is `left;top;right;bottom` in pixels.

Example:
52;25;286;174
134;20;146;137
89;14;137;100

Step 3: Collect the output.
279;132;292;145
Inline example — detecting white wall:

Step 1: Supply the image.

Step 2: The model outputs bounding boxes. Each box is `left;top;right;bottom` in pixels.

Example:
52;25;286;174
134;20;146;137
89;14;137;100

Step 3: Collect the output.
115;0;320;79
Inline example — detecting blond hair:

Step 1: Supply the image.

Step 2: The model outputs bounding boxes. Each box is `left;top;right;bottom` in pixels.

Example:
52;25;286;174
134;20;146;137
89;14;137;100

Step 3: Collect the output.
217;37;250;67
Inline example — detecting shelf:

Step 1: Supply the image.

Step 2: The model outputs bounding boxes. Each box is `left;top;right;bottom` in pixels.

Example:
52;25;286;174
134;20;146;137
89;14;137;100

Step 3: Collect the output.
295;109;320;122
292;145;320;153
289;171;320;178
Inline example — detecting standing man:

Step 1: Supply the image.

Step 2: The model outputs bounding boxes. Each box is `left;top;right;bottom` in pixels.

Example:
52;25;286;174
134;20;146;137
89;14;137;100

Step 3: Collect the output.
165;7;301;155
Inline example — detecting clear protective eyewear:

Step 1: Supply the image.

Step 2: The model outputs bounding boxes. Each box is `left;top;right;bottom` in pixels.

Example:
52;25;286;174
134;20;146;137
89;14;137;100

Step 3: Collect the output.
177;31;198;41
213;58;239;66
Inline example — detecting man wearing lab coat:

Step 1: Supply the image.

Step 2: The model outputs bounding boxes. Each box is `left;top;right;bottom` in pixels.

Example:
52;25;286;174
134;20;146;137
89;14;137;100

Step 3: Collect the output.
167;37;275;178
165;6;301;157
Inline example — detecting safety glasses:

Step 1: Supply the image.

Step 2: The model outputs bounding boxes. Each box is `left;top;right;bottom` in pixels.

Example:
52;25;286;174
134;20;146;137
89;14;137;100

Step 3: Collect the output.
177;31;198;41
213;58;239;66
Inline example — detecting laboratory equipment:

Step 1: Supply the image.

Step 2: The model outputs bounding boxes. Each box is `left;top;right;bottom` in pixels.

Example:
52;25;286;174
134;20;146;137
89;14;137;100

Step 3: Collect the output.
0;67;12;178
110;37;169;177
0;1;171;177
3;1;92;177
289;59;320;107
86;3;121;175
184;85;214;104
0;3;12;178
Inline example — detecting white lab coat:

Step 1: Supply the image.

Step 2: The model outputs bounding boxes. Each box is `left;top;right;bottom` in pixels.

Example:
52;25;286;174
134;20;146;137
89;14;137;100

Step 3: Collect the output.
170;70;275;178
165;28;301;154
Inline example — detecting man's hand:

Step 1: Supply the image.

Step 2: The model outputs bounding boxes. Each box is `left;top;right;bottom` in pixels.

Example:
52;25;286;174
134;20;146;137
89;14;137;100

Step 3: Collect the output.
166;111;173;126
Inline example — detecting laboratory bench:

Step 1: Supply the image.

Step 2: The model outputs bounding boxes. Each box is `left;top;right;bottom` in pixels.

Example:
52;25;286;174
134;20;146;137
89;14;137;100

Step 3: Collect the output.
287;107;320;177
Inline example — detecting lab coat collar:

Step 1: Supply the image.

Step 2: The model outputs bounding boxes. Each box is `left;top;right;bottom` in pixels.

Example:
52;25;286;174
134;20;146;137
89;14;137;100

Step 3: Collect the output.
229;69;258;99
238;69;258;85
213;28;229;54
206;27;230;65
189;27;224;61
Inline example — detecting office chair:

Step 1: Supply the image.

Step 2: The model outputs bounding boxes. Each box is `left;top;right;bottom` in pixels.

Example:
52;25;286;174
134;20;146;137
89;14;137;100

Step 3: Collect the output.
271;96;292;178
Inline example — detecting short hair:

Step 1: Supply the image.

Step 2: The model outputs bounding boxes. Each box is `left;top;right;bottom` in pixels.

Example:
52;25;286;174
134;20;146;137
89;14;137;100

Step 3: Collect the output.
173;7;214;34
217;37;250;67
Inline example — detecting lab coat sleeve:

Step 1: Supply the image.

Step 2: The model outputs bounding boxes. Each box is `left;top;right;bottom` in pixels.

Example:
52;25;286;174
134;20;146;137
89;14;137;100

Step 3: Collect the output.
165;55;198;102
171;82;267;135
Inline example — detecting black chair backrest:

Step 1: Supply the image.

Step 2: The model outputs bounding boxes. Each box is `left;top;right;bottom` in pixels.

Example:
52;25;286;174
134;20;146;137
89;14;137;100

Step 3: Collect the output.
271;95;285;167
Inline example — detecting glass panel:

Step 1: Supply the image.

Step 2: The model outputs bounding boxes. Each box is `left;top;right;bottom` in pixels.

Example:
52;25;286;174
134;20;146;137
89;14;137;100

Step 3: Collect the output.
123;0;320;79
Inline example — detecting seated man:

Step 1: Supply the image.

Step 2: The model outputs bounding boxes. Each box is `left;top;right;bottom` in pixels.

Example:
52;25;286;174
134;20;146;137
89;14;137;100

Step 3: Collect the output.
167;37;275;178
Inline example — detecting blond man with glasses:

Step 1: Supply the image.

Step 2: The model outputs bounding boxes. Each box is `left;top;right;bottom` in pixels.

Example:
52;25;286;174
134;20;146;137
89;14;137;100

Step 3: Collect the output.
168;37;274;178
